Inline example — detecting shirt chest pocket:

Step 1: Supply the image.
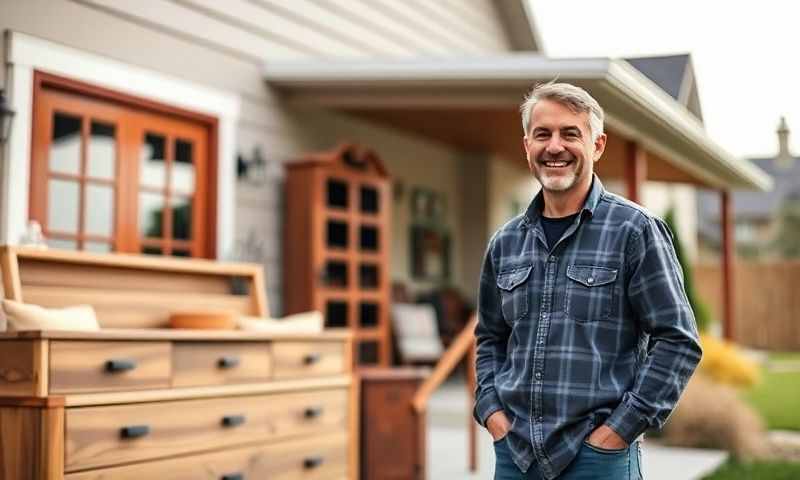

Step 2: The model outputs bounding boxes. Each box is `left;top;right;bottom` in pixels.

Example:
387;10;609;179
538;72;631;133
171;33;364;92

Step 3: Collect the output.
565;265;618;322
496;265;533;323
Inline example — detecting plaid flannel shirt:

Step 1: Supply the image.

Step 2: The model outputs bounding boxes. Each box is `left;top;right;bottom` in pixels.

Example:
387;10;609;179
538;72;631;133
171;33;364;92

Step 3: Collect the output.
474;175;702;479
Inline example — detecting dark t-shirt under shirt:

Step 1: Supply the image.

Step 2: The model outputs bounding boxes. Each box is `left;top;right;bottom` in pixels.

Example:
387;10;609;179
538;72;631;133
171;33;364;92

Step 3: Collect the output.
540;213;580;250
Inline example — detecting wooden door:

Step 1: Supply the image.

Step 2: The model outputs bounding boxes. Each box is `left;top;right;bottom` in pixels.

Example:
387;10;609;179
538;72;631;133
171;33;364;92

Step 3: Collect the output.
29;73;214;258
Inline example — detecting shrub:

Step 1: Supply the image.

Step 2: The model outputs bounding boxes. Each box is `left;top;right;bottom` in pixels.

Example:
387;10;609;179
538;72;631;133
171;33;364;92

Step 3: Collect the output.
662;374;767;460
698;334;761;388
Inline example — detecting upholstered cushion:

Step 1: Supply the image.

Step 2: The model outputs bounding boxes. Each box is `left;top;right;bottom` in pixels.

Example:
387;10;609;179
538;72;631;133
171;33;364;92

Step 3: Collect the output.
1;299;100;332
391;303;444;362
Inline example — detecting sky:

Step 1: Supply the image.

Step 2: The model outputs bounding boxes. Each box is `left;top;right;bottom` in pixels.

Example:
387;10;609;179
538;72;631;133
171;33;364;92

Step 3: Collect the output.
529;0;800;159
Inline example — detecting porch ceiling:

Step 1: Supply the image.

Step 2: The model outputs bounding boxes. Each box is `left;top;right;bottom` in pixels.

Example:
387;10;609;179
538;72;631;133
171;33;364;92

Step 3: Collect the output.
264;55;772;191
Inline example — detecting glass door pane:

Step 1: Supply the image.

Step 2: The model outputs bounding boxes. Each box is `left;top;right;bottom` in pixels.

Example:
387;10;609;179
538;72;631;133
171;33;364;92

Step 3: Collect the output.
138;131;168;254
49;113;81;175
172;138;195;194
88;121;116;180
140;133;167;189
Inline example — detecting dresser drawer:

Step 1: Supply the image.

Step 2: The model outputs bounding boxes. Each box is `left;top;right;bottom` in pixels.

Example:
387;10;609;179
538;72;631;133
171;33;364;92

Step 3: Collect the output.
65;432;349;480
268;388;349;437
65;388;349;471
50;341;171;394
272;341;346;379
172;342;270;387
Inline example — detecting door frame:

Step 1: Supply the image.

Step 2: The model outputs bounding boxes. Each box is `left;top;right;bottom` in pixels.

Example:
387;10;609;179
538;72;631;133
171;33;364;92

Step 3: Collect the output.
1;31;240;258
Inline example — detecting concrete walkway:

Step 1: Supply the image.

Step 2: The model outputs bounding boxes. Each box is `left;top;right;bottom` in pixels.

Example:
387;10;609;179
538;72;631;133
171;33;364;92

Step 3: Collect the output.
427;378;728;479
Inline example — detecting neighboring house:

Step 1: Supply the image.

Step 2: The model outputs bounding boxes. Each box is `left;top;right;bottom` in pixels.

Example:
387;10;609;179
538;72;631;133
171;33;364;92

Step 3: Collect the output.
698;118;800;259
0;0;770;342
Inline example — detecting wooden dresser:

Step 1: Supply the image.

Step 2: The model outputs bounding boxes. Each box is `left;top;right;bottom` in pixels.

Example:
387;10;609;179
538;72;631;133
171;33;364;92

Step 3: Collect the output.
0;247;358;480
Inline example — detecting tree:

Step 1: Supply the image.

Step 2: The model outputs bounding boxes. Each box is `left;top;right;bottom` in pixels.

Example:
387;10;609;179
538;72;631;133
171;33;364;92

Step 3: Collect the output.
772;196;800;258
664;208;713;332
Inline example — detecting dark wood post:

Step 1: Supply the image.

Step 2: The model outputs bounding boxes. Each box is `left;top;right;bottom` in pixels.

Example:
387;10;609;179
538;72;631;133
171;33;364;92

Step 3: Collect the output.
720;190;735;341
625;141;647;204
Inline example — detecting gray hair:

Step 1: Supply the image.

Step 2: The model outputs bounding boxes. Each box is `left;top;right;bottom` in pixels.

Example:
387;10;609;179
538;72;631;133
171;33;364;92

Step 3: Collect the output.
520;82;605;142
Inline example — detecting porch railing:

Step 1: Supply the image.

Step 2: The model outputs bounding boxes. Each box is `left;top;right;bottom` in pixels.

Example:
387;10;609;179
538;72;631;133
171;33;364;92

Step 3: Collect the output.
412;314;479;472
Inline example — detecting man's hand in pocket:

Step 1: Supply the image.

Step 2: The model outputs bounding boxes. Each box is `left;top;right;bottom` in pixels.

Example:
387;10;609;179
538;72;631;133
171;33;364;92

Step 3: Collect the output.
486;410;511;441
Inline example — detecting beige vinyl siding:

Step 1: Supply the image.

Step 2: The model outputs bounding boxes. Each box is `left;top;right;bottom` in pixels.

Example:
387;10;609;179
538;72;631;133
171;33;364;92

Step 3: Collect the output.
404;0;510;50
173;0;369;58
0;0;515;312
79;0;307;60
252;0;420;56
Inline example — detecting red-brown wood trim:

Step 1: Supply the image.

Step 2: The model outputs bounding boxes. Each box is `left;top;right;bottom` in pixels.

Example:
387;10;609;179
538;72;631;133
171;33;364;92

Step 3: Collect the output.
34;71;218;126
206;117;219;259
720;190;735;341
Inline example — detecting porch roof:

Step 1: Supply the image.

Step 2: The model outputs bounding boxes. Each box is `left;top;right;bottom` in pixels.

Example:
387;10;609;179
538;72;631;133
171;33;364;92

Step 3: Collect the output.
263;54;772;191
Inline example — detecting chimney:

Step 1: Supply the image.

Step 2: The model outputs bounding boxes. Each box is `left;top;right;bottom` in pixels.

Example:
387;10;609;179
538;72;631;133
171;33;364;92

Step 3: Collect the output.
776;116;793;169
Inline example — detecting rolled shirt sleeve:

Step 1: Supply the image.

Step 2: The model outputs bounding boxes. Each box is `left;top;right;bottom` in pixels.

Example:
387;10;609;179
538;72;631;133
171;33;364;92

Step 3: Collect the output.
605;216;703;444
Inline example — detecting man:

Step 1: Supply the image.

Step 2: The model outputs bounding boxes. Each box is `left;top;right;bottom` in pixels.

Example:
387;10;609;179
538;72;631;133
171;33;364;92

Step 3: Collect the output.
474;82;702;480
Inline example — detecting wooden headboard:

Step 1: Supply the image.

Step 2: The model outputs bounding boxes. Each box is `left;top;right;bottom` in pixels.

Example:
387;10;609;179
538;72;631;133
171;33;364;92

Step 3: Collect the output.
0;246;268;329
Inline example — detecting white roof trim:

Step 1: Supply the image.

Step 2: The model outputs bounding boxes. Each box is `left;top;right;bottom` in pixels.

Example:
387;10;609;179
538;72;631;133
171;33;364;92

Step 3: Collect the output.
264;54;772;191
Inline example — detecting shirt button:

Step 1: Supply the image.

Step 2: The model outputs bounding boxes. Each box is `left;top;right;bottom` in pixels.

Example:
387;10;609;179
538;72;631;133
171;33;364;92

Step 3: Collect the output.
538;416;543;422
587;277;594;284
535;372;542;379
549;255;556;262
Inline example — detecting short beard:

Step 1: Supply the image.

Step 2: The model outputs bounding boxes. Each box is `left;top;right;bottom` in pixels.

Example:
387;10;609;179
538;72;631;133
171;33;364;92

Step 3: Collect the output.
534;152;582;192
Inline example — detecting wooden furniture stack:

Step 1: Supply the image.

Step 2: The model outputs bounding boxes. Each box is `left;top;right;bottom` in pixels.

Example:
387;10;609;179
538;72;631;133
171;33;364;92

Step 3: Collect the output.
284;144;392;367
0;246;358;480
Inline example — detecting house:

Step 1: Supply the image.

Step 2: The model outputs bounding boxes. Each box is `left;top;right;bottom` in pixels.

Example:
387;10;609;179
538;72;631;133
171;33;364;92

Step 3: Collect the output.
697;117;799;259
0;0;770;347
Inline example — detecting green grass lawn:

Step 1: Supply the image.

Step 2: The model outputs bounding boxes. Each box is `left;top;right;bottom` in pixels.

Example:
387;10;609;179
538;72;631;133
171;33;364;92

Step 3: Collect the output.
741;368;800;431
767;351;800;363
703;460;800;479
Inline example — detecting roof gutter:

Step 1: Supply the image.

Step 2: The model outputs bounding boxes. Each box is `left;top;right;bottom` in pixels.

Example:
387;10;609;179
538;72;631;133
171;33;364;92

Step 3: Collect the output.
265;55;772;191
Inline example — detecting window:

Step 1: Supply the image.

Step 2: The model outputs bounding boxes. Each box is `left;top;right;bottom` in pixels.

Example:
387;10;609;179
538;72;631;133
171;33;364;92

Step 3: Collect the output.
29;72;216;258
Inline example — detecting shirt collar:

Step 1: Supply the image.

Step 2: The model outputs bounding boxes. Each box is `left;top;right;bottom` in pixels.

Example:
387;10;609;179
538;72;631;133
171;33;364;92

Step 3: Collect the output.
522;174;605;228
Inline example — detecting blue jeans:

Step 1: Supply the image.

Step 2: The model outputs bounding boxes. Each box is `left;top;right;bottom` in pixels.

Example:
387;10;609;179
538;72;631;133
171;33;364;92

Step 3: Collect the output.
494;437;642;479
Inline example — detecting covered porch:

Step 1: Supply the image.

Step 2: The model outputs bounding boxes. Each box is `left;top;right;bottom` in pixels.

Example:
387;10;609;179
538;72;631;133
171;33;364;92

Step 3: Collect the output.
264;54;772;340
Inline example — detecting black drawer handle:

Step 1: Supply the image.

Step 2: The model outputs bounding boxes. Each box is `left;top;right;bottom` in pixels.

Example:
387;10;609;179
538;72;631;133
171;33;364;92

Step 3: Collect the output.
303;353;321;365
304;406;323;419
217;356;241;369
120;425;150;439
303;456;324;469
221;414;247;428
105;359;137;373
221;474;243;480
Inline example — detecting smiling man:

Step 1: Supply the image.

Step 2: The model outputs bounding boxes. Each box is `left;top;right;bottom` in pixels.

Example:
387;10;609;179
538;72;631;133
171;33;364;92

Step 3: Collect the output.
473;82;702;480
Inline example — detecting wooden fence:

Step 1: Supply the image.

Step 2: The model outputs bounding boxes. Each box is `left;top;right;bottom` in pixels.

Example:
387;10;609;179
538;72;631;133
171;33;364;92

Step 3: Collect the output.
694;261;800;350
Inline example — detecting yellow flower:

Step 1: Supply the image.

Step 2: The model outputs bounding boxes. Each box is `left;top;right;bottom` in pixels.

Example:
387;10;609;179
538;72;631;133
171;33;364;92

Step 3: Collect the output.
698;334;761;388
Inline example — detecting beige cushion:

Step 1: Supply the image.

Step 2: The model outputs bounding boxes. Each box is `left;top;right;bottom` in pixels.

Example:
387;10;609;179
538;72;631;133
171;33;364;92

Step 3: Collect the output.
391;303;444;362
1;299;100;332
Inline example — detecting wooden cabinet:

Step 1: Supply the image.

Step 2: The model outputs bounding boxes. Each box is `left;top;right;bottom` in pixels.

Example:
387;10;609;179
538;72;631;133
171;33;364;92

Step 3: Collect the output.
0;247;358;480
359;369;427;480
284;145;392;367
